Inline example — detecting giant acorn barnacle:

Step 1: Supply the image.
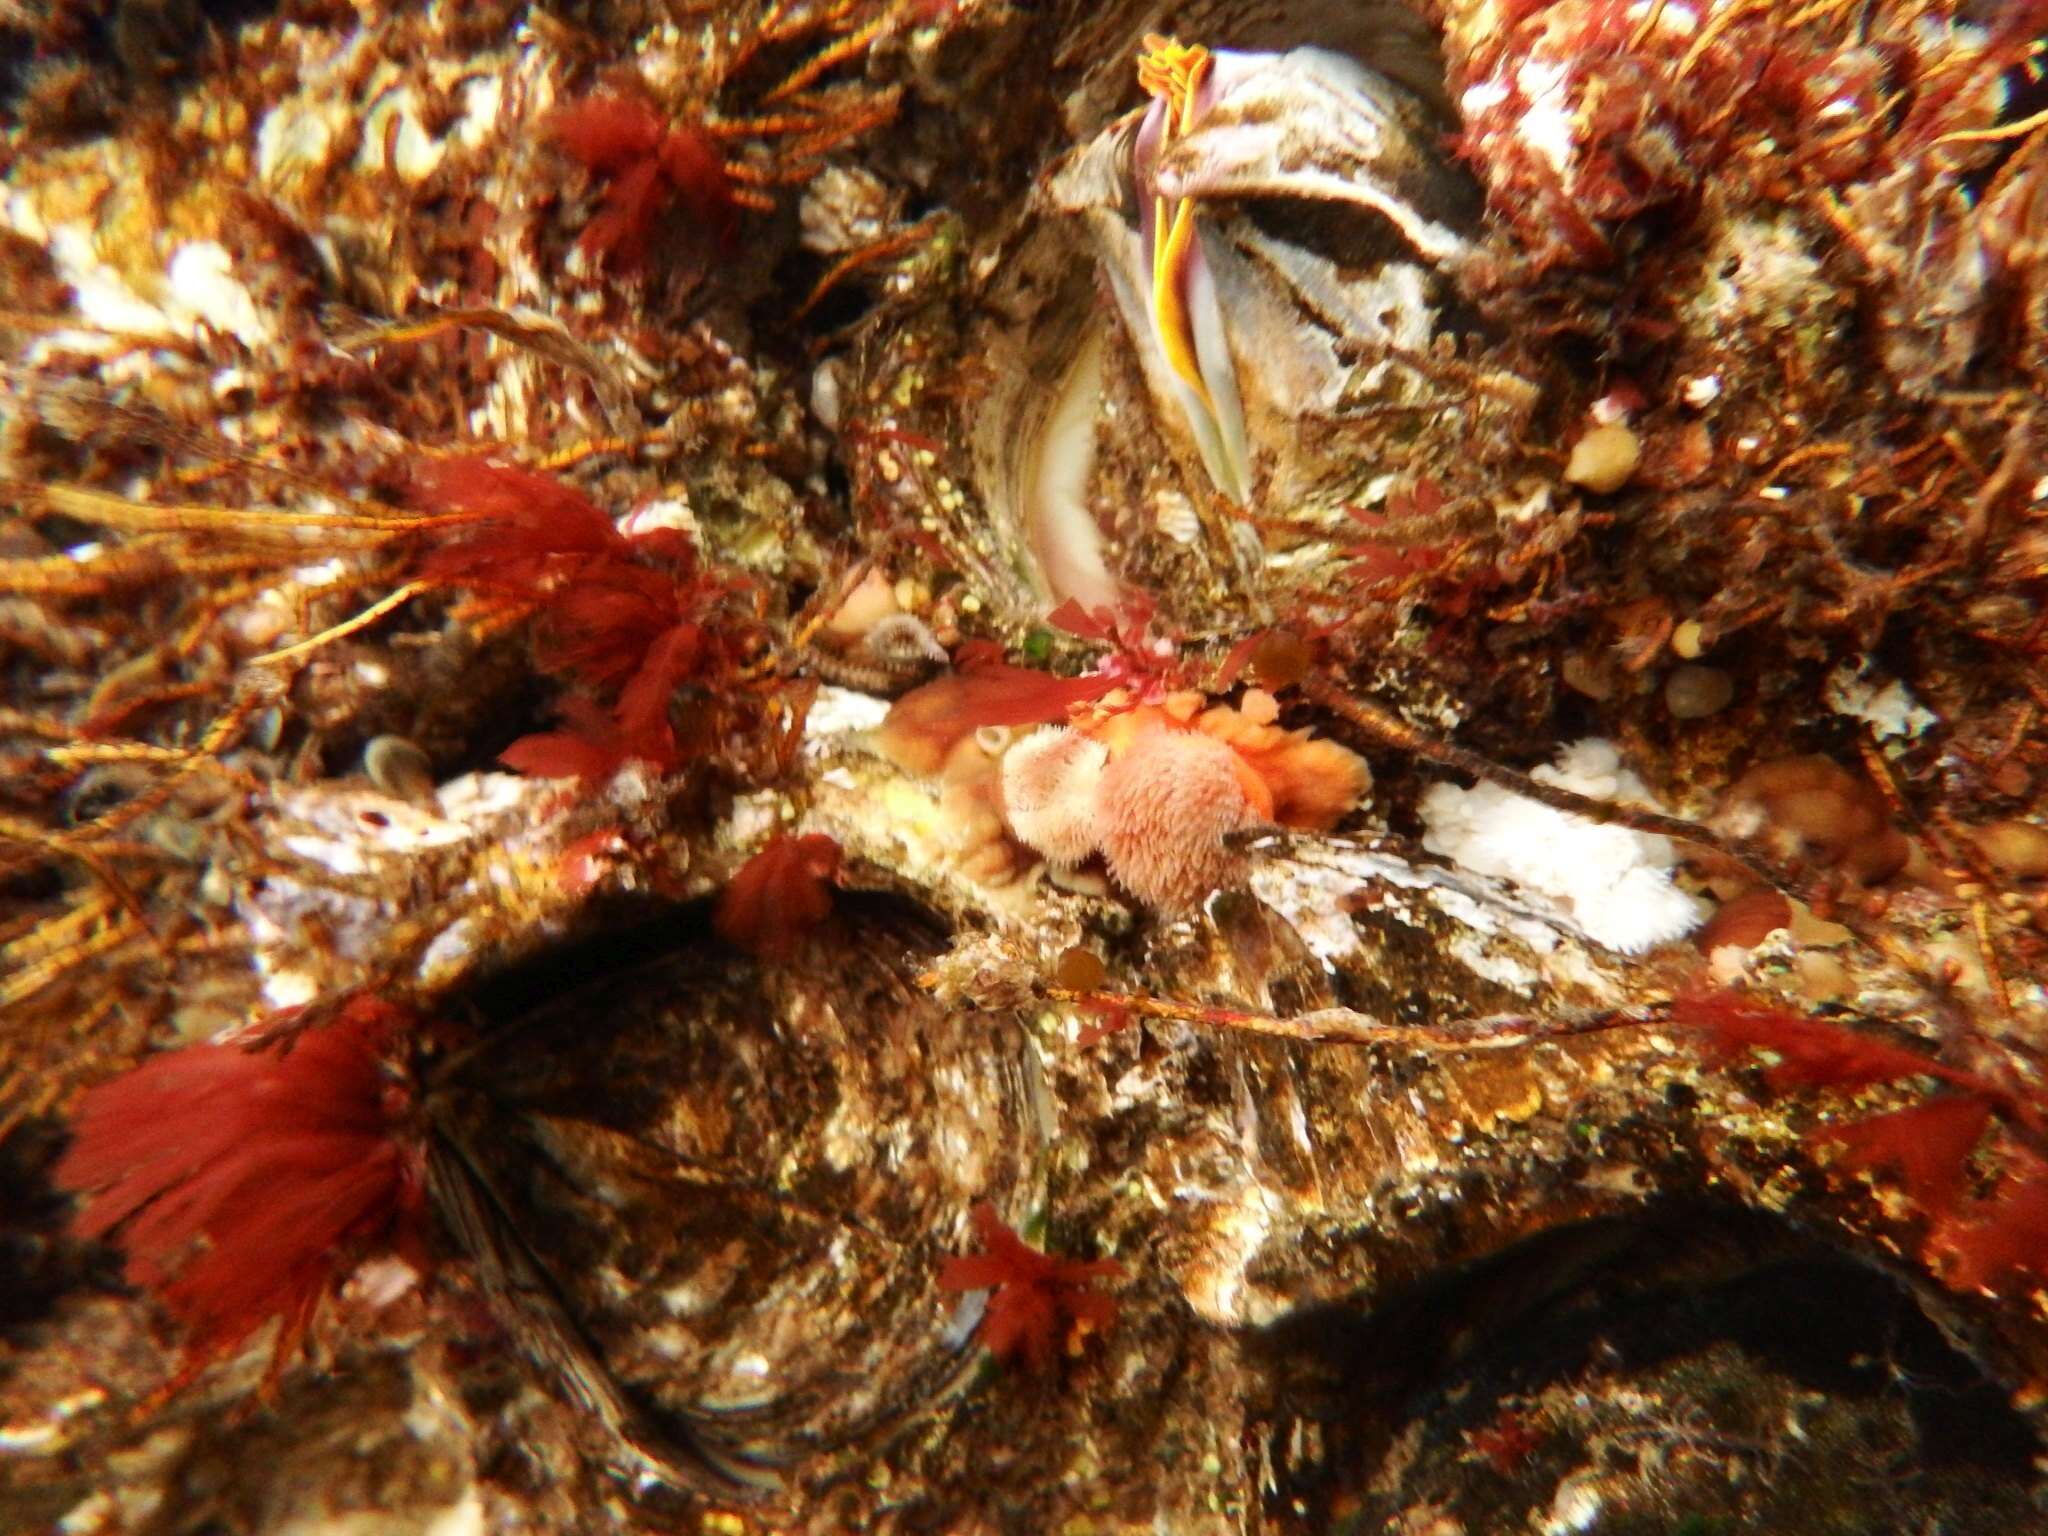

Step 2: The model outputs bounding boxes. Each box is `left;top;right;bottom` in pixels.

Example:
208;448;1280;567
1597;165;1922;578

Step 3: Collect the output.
10;0;2048;1531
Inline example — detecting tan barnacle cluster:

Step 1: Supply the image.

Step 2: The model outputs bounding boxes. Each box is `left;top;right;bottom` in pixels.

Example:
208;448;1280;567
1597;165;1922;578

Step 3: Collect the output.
880;681;1371;911
813;566;948;692
874;697;1039;889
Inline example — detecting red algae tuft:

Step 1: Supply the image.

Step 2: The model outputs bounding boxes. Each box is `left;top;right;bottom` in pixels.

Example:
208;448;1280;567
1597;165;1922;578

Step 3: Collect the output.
55;998;427;1375
411;457;772;783
714;833;843;961
938;1201;1123;1373
549;94;737;271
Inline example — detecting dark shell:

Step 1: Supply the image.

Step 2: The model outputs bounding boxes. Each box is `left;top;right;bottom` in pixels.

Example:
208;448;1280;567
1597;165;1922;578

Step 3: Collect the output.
431;900;1045;1478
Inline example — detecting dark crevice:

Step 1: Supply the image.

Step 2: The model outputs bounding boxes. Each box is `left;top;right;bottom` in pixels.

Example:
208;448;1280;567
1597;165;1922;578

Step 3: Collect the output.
1251;1205;2041;1530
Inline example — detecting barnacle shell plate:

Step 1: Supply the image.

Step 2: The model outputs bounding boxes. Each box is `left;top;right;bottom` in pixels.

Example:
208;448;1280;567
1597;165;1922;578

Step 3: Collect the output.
945;32;1479;630
441;908;1045;1462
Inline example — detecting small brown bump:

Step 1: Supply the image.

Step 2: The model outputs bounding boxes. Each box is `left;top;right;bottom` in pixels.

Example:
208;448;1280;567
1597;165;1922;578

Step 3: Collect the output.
1561;651;1616;700
1694;887;1792;952
1054;945;1108;991
363;735;435;802
1665;664;1733;719
1988;760;2031;798
1248;629;1311;691
1972;819;2048;879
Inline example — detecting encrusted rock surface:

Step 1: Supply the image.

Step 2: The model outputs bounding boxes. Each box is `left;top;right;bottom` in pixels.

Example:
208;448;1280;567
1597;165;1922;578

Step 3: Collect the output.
4;1;2047;1532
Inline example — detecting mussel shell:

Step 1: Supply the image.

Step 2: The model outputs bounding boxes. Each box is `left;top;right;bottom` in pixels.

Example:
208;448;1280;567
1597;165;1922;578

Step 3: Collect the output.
432;899;1046;1473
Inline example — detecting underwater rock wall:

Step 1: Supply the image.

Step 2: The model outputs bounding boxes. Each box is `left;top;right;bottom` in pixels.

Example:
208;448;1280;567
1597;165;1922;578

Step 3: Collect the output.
3;1;2047;1531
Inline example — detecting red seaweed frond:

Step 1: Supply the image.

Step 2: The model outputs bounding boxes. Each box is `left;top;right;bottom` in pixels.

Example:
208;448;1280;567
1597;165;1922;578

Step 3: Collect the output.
1675;992;1952;1095
713;832;842;962
1684;990;2048;1296
1465;1407;1546;1476
1341;478;1449;591
1341;513;1448;591
549;94;737;271
549;3;907;280
877;661;1121;777
406;459;774;785
556;827;631;895
1044;599;1120;645
947;654;1124;730
1045;592;1159;650
548;92;665;174
533;576;764;781
55;998;427;1377
876;595;1186;777
538;559;696;694
1822;1099;2048;1296
612;624;699;762
411;456;628;591
1075;999;1136;1049
1046;593;1187;704
1813;1094;1995;1214
498;697;641;786
1933;1154;2048;1295
938;1201;1124;1373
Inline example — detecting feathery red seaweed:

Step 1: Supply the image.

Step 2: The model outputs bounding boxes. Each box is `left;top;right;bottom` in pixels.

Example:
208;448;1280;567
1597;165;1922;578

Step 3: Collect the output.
1683;990;2048;1297
877;663;1120;778
548;94;738;271
412;457;629;591
1935;1158;2048;1294
409;457;771;784
1815;1094;1995;1215
1677;993;1953;1094
55;998;427;1374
